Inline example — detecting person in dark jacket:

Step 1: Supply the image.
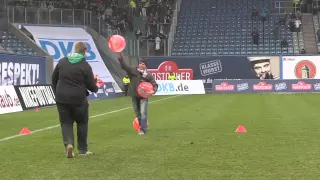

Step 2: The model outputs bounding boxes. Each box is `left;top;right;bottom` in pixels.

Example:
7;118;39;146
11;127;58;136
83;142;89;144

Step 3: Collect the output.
118;53;158;135
52;42;99;158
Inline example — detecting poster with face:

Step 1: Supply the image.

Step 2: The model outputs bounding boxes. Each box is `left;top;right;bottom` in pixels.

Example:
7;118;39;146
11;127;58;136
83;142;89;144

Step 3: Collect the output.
247;56;280;80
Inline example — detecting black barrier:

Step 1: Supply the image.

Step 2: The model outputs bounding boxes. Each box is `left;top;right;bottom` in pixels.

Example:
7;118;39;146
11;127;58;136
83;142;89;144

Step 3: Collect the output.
14;85;56;110
212;79;320;94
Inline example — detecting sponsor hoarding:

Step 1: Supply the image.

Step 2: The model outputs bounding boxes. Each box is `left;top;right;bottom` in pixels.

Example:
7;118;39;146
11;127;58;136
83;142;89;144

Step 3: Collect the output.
23;25;122;93
0;86;23;114
155;80;205;95
87;82;116;100
282;56;320;79
14;85;56;110
0;53;46;86
143;56;280;89
212;79;320;94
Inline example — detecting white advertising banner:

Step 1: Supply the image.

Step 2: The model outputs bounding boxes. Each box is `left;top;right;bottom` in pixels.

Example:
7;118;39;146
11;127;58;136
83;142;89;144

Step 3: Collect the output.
282;56;320;79
155;80;205;95
0;86;23;114
23;25;122;93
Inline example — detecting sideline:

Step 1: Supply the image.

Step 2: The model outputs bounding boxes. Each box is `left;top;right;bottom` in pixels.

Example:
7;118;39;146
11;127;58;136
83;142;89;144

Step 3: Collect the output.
0;95;179;142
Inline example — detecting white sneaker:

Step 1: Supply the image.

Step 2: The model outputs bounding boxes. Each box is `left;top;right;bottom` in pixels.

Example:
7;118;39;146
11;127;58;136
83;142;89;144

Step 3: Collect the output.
138;130;145;135
79;151;93;156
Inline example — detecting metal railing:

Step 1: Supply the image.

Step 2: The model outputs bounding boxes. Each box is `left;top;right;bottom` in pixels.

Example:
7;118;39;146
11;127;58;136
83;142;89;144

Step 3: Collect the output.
275;0;296;13
6;1;182;57
6;6;138;55
167;0;181;56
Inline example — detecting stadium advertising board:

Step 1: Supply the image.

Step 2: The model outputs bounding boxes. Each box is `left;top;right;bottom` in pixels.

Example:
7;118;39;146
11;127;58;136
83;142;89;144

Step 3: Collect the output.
143;56;280;89
0;86;23;114
14;85;56;110
23;25;122;93
212;79;320;94
0;53;46;86
87;82;116;100
155;80;205;95
282;56;320;79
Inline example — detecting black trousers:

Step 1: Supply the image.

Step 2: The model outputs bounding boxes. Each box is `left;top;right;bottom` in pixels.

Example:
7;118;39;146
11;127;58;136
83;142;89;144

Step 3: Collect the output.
124;84;129;96
57;101;89;153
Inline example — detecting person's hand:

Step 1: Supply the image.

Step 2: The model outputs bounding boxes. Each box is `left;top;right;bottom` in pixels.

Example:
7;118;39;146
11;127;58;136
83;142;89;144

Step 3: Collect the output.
96;82;101;88
145;90;154;96
118;52;123;60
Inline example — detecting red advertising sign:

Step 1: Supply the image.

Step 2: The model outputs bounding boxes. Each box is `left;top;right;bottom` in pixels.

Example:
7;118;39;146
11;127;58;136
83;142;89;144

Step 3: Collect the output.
148;61;194;80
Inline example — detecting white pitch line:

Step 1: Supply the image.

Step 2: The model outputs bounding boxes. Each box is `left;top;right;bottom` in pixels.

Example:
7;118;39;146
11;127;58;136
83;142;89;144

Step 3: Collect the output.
0;96;179;142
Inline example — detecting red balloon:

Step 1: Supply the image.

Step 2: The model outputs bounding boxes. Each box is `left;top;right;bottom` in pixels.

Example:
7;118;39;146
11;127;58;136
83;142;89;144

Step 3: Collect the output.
98;80;104;87
133;117;149;131
108;35;126;52
137;82;154;98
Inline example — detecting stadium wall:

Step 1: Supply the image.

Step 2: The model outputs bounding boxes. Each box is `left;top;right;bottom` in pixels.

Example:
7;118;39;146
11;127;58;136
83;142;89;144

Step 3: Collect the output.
10;23;53;84
0;83;116;115
142;55;320;90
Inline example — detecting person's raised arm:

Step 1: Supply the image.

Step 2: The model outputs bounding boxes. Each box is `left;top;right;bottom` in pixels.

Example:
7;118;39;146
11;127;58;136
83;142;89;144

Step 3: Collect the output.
118;53;134;76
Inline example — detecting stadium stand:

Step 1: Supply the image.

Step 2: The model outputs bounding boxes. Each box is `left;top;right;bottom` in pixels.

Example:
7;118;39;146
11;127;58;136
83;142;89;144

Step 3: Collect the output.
313;1;320;53
1;0;176;56
1;31;38;55
172;0;303;56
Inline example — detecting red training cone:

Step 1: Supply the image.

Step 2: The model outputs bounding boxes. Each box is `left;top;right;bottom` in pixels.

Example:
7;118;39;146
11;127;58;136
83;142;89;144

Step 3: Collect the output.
19;127;31;135
235;125;247;133
132;117;150;131
35;107;39;112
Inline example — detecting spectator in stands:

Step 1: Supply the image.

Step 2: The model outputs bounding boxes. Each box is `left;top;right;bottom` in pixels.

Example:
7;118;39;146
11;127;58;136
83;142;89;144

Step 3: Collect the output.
140;5;147;20
155;34;161;53
273;25;280;39
148;13;154;23
281;38;288;48
300;48;306;54
251;28;259;45
135;28;142;39
129;0;137;17
289;19;295;32
294;18;301;32
251;7;259;21
317;28;320;42
159;25;167;39
280;11;289;25
260;7;269;22
296;10;302;20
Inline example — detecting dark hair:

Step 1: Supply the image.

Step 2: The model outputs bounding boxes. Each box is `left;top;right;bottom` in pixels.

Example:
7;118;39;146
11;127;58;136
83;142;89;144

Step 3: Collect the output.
139;60;148;66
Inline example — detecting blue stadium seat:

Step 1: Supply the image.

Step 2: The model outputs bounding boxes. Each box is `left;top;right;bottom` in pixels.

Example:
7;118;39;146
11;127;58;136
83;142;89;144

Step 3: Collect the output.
1;31;37;56
173;0;296;56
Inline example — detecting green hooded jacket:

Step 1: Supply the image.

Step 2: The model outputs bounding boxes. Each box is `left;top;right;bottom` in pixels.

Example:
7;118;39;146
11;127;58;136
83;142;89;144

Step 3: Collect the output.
67;52;85;64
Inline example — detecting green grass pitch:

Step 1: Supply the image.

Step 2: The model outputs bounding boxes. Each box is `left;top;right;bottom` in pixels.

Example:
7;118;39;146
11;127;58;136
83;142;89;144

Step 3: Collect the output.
0;94;320;180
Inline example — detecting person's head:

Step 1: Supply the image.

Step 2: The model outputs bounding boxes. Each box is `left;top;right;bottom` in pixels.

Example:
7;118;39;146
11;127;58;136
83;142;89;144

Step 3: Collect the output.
138;60;147;70
74;41;88;55
248;57;272;79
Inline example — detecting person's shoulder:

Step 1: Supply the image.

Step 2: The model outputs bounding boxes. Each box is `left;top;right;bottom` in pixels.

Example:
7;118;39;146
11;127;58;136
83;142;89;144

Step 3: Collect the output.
57;57;68;64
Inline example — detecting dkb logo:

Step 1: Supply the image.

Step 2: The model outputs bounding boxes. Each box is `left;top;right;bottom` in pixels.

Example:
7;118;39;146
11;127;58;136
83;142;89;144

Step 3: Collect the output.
157;82;189;93
38;39;97;61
